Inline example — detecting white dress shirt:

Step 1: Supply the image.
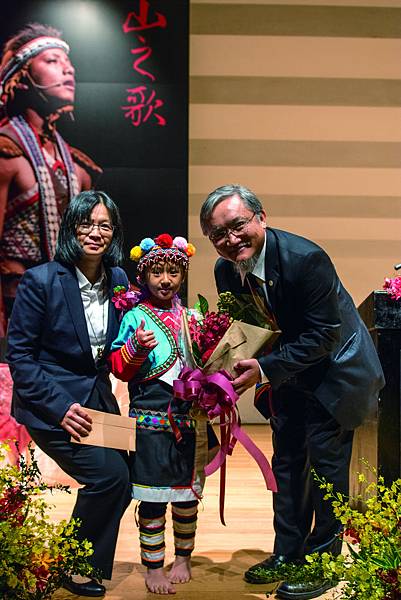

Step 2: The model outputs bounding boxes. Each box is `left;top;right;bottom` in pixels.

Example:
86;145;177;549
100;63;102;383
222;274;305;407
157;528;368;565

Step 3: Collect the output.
75;267;109;361
251;235;268;298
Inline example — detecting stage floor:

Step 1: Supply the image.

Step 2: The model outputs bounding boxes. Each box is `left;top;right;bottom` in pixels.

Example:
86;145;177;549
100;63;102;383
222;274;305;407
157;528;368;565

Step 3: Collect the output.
47;424;339;599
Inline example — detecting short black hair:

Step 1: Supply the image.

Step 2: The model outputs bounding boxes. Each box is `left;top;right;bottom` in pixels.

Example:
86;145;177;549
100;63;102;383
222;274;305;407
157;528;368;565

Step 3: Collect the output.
54;190;124;267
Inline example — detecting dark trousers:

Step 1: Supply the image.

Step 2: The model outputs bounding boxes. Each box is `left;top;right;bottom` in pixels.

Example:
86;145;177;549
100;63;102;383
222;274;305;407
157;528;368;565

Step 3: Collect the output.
28;427;131;579
270;383;354;558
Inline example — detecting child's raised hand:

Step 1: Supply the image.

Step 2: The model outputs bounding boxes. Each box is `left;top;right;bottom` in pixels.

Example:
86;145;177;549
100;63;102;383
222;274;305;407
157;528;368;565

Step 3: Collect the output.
136;319;158;350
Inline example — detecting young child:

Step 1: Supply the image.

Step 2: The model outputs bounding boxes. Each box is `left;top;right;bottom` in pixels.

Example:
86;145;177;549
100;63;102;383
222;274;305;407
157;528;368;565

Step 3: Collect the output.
108;234;217;595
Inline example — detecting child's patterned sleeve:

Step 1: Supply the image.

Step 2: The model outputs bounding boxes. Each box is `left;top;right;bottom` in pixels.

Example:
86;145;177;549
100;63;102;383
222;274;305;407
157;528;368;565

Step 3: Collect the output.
108;310;152;381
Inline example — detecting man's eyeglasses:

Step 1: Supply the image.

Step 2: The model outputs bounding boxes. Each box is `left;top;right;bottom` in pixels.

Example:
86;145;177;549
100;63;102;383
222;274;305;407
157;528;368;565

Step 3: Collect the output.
209;213;256;244
77;221;114;235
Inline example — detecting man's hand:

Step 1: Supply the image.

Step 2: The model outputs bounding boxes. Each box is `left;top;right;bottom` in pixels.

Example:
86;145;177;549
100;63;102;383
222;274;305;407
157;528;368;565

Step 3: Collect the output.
136;319;158;350
232;359;262;396
60;403;92;442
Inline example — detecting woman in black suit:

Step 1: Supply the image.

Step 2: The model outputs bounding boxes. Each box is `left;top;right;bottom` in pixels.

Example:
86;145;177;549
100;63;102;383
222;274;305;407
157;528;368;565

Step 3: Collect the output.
7;190;131;597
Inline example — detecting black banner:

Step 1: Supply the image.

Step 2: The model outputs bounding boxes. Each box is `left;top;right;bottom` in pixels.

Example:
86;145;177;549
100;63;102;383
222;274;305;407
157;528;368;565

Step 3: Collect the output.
0;0;189;282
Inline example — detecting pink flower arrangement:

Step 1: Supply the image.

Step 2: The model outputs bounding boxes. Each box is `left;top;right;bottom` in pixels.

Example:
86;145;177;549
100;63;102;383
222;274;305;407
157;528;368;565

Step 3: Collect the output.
112;285;140;314
188;305;232;366
383;276;401;301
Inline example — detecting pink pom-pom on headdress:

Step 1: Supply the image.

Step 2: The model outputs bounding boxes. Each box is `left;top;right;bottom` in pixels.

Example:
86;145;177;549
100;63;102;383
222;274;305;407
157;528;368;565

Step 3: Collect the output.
173;236;188;252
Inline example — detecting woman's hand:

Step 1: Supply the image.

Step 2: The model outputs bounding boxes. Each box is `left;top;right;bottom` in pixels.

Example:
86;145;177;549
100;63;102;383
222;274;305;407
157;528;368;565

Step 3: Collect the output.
60;403;92;441
136;319;158;350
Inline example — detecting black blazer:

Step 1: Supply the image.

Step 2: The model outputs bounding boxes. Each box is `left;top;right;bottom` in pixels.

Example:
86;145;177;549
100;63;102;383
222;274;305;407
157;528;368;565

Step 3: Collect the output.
7;260;128;431
215;228;385;430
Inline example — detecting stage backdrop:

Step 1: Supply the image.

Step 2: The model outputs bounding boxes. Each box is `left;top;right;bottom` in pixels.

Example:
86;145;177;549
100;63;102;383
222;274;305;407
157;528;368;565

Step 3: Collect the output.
0;0;189;283
188;0;401;310
188;0;401;423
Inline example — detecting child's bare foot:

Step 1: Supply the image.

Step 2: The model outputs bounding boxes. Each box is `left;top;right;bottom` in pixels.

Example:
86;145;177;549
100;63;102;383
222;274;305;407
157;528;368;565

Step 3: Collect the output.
145;568;176;594
168;556;191;584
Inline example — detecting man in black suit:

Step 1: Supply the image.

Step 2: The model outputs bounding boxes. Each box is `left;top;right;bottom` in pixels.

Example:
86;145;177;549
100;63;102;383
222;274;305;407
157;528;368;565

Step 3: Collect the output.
200;184;384;600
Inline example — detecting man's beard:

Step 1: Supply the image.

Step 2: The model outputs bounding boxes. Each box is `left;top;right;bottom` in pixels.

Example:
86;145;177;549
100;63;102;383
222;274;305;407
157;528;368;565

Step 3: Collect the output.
233;253;259;275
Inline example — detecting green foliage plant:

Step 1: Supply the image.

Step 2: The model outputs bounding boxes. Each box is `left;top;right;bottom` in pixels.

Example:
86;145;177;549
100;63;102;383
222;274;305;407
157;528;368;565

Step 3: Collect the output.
256;463;401;599
307;464;401;599
0;443;95;599
217;291;274;329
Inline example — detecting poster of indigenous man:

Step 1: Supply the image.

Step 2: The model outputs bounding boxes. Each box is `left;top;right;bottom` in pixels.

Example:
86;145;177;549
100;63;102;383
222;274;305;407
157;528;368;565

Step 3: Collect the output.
0;1;189;461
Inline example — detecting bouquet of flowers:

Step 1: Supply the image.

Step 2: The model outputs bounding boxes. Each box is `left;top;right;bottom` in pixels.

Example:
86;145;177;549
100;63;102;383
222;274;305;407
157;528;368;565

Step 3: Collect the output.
173;293;279;523
0;443;95;599
187;292;279;375
383;275;401;301
187;294;233;367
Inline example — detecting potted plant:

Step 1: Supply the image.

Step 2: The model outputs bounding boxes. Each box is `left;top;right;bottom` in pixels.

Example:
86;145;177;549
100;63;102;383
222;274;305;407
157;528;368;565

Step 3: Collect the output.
0;443;95;599
257;463;401;599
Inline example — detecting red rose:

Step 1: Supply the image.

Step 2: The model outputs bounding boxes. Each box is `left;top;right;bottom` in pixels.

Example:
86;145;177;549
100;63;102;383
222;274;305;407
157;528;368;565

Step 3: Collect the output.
201;347;215;364
155;233;173;248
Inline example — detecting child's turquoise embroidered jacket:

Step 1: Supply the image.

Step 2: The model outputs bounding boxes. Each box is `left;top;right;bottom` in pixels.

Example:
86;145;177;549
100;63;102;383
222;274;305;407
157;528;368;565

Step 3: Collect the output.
108;303;183;383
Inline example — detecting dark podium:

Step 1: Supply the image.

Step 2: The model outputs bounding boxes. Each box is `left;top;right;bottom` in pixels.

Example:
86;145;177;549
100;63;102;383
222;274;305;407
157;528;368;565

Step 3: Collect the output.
350;291;401;496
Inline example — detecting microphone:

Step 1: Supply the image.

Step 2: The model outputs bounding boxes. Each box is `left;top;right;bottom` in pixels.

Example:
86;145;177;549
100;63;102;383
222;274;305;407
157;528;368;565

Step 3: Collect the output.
25;72;71;90
32;81;65;89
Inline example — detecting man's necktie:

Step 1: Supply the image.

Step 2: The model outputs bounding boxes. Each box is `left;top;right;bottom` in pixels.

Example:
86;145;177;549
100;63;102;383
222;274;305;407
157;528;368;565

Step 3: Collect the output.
246;274;277;419
246;273;277;329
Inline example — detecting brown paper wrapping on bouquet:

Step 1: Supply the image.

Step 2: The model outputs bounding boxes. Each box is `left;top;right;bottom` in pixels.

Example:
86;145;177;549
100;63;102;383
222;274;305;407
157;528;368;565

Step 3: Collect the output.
72;408;136;451
179;314;279;522
181;313;280;376
203;321;280;376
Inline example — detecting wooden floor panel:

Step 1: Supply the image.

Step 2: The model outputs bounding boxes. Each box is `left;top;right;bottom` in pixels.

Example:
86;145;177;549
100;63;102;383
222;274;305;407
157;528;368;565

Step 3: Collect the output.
47;425;340;599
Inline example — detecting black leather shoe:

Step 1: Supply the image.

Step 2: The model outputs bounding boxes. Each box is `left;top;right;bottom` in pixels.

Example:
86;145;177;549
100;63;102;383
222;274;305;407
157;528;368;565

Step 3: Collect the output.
244;554;297;584
275;577;336;599
62;577;106;597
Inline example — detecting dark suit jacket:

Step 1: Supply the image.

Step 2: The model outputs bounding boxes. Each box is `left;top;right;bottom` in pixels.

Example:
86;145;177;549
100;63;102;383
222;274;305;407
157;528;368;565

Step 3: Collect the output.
215;228;384;430
7;260;128;431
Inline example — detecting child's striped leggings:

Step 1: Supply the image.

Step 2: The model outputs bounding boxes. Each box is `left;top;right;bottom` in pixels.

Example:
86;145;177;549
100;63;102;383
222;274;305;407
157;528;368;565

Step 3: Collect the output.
138;500;198;569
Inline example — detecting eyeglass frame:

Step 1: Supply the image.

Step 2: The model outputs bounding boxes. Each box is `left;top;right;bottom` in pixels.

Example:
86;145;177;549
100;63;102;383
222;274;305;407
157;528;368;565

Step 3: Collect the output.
208;212;257;245
76;221;115;236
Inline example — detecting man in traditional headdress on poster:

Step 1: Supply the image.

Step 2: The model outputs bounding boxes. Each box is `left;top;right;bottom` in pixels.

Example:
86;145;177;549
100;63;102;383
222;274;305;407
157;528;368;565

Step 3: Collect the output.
0;23;101;456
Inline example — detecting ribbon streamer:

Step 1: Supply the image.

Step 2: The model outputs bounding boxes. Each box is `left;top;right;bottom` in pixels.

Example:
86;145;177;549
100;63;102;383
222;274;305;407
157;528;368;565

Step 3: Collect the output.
173;367;277;524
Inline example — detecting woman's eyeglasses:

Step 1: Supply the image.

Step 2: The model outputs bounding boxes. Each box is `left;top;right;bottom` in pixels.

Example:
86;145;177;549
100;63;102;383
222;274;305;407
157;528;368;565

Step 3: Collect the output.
77;222;114;235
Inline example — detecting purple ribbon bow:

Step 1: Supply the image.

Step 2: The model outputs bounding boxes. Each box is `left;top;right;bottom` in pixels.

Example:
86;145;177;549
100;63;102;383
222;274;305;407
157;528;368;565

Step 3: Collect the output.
173;367;277;524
